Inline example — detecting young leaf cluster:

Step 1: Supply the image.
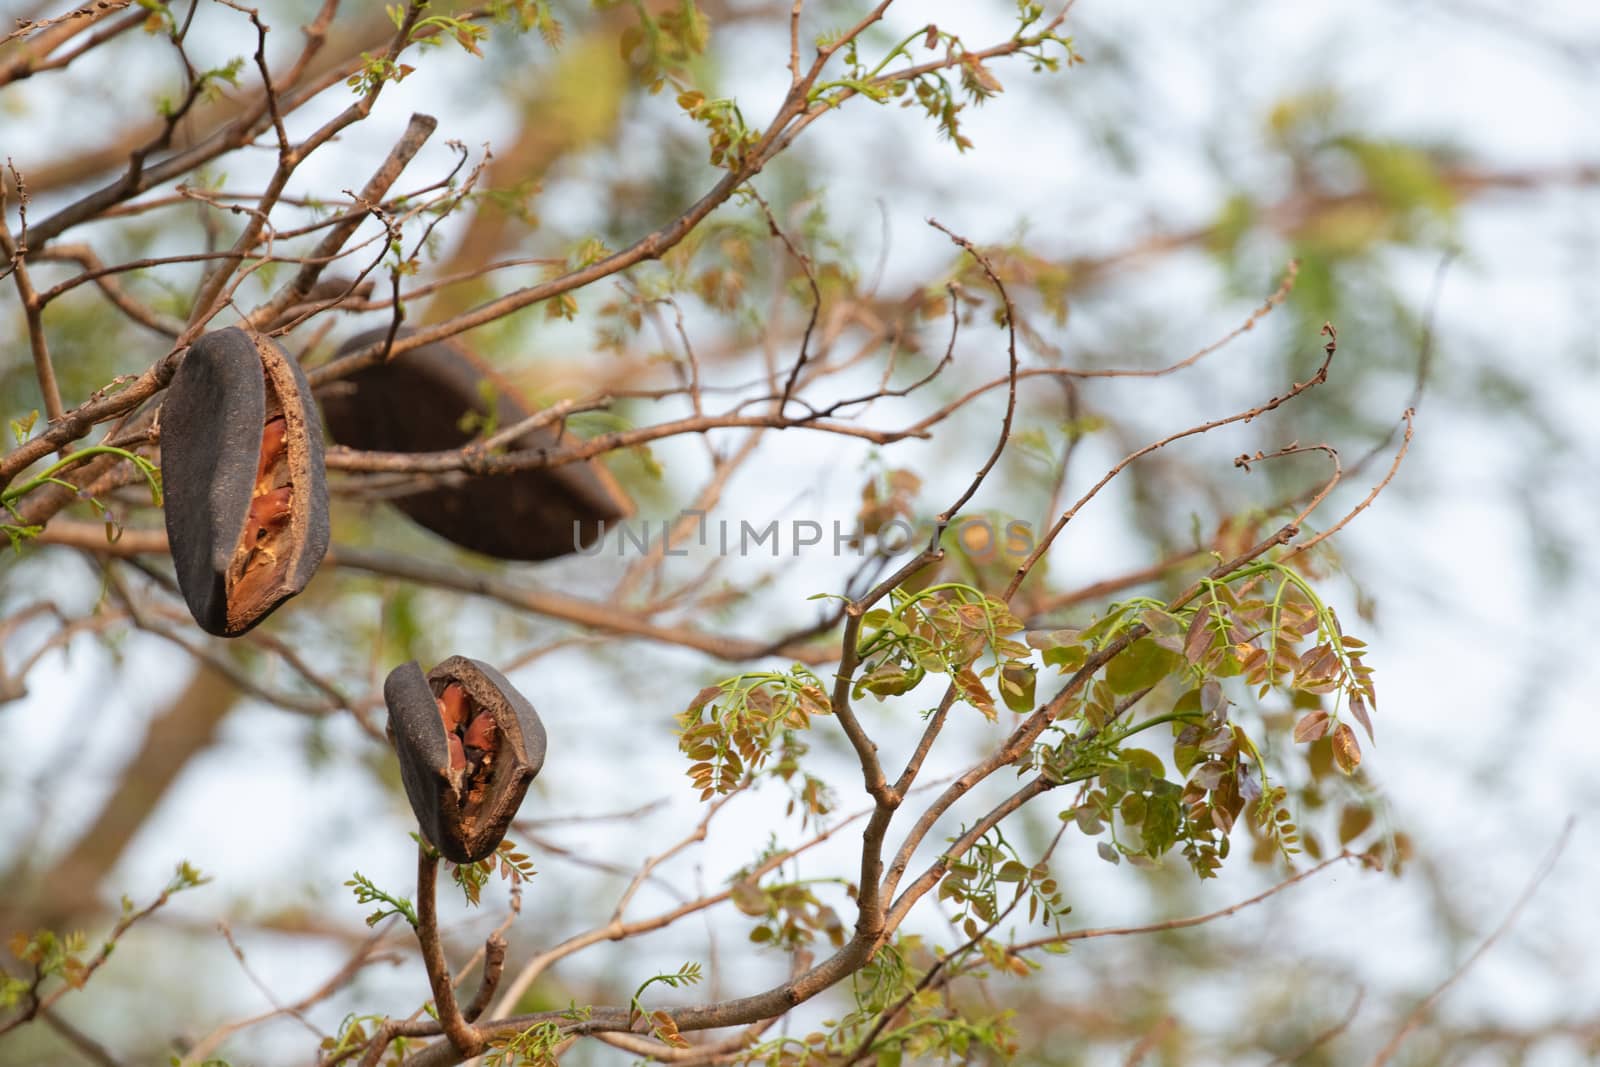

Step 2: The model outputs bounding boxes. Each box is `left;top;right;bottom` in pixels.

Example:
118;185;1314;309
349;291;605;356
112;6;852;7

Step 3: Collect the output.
741;934;1019;1067
939;829;1069;938
678;667;831;800
1022;556;1381;878
321;1014;413;1066
344;871;418;928
1;929;88;1007
729;873;848;952
809;13;1079;152
617;0;711;95
451;838;537;907
629;961;704;1050
854;585;1033;721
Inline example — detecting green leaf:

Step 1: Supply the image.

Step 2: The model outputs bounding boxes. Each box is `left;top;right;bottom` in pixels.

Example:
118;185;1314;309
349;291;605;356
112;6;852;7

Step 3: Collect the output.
856;663;924;699
1072;805;1102;835
1080;606;1132;646
996;860;1028;882
1042;643;1086;674
999;661;1036;713
1141;792;1182;856
1105;638;1182;694
1138;608;1183;638
1173;742;1201;777
1119;747;1165;781
9;411;38;444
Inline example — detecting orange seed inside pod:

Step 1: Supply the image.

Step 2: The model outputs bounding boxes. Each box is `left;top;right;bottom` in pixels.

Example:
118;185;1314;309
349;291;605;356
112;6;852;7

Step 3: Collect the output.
257;416;287;481
462;712;497;753
436;682;468;734
247;486;293;536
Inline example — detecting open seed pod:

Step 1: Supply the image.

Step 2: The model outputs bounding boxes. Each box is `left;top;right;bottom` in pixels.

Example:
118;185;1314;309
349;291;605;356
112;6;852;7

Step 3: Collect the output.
161;327;331;637
384;655;547;863
317;327;632;560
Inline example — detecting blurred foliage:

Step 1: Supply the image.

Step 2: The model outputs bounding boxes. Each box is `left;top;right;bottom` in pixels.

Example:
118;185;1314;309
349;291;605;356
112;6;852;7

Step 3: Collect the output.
1;0;1596;1064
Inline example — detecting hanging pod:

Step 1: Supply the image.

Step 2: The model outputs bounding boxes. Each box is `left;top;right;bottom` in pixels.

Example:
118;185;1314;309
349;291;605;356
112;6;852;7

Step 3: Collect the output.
317;327;632;560
384;656;547;864
160;327;331;637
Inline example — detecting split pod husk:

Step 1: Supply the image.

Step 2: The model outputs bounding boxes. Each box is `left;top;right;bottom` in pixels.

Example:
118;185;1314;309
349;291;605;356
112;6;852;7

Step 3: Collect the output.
384;656;547;863
160;326;331;637
317;327;632;560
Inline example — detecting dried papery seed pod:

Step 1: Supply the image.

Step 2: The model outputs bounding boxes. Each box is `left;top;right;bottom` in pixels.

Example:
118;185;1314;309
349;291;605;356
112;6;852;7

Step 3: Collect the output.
317;327;632;560
383;656;548;863
161;327;331;637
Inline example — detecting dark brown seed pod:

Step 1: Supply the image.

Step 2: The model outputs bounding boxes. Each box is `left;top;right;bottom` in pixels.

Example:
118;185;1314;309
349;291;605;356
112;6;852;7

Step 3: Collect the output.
160;327;331;637
384;655;548;864
317;327;632;560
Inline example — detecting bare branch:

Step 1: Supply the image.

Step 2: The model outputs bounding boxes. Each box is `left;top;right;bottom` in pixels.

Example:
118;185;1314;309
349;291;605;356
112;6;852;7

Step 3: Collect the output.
1368;820;1575;1067
414;847;483;1057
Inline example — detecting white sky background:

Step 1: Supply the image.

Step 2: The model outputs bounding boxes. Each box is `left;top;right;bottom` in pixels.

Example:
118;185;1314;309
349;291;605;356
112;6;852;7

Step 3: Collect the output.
2;1;1599;1064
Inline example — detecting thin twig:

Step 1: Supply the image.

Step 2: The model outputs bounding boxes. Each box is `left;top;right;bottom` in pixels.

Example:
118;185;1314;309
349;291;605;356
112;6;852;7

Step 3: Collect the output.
1008;852;1362;954
1367;819;1575;1066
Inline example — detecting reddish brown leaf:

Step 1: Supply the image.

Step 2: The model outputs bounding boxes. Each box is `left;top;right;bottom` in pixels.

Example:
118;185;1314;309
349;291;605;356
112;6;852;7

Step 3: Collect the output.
1184;605;1214;663
1349;692;1375;742
955;668;997;721
1331;723;1361;775
1339;804;1375;844
1293;710;1330;743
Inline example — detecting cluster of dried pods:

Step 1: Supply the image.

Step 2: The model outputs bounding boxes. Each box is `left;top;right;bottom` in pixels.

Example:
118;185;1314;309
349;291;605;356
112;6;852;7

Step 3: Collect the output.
158;324;600;852
161;324;631;631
